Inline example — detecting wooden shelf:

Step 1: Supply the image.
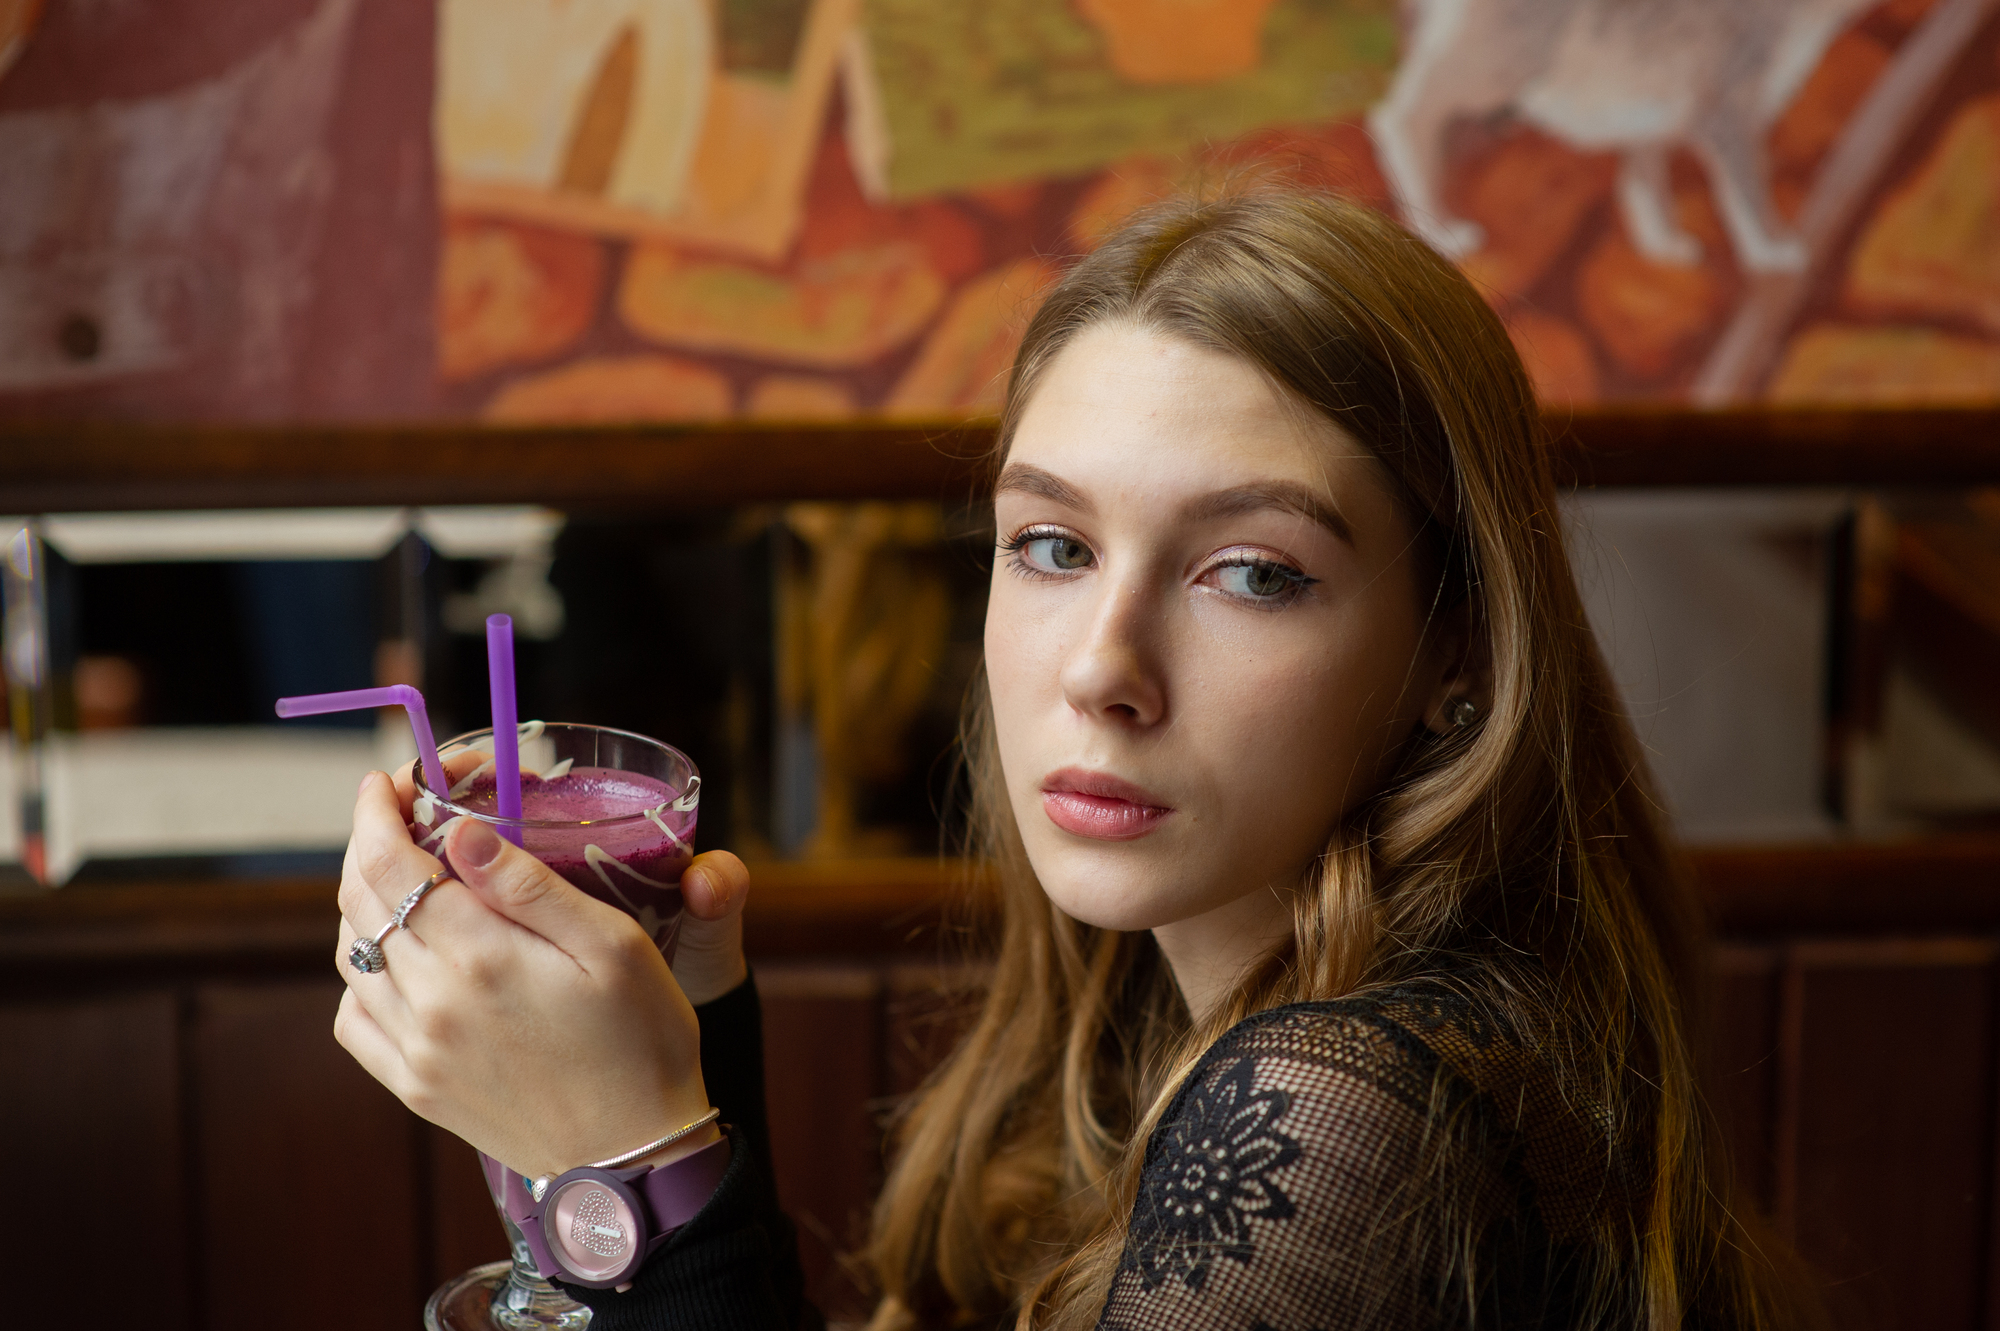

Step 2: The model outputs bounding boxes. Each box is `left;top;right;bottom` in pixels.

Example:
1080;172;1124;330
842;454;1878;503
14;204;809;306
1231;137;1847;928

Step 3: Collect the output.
1687;837;2000;935
1;406;1995;514
1543;406;2000;488
0;422;993;515
5;839;1998;990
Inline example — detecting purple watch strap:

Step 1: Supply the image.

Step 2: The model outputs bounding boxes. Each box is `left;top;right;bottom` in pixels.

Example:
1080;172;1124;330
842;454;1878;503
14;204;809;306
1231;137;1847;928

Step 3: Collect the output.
501;1133;733;1283
638;1132;732;1234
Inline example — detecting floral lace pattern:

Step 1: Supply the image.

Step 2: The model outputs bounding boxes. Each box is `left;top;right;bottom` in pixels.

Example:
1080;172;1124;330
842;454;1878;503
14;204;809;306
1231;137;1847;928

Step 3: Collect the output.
1097;988;1625;1331
1127;1056;1302;1292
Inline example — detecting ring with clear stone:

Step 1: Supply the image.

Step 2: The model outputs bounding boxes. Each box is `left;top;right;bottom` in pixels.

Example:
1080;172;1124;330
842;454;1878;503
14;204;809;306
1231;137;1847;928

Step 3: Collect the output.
347;868;454;974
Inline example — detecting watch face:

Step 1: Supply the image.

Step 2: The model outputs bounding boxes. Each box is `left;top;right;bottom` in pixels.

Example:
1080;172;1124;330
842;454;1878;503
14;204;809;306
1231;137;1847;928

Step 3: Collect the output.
546;1176;642;1284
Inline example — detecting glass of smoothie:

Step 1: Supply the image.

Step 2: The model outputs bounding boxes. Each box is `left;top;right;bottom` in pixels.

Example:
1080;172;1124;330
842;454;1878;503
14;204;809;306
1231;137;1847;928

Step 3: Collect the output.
414;720;699;960
417;720;699;1331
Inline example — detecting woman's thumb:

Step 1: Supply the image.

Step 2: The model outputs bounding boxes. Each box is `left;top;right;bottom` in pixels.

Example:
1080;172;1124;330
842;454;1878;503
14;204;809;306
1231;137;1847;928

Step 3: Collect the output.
681;851;749;922
445;818;604;947
672;851;749;1005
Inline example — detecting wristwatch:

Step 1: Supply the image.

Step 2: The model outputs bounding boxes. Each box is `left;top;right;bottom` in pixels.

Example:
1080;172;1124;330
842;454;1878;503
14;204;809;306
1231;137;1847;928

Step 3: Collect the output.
497;1133;732;1289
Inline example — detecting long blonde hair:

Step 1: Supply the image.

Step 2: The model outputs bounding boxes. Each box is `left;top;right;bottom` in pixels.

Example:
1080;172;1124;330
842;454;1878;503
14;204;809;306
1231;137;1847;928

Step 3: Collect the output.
864;192;1812;1331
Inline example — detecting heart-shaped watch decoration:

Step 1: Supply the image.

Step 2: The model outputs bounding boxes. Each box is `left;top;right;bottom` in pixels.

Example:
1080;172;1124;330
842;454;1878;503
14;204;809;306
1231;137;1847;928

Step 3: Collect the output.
570;1187;629;1258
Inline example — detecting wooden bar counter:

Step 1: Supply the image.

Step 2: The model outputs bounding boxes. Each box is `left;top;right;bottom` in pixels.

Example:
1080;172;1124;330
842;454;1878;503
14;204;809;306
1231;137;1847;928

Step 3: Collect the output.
5;840;2000;1329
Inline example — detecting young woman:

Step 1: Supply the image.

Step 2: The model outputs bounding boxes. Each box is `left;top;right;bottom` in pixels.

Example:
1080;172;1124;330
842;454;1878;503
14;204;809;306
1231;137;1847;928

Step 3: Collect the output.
335;192;1816;1330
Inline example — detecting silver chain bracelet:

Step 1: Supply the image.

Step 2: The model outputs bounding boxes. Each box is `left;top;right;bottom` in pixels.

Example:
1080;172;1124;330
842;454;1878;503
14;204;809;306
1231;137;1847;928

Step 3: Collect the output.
528;1106;723;1202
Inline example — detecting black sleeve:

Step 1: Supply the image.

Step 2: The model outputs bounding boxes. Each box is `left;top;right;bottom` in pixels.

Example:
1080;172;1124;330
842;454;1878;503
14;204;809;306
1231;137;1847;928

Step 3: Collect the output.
561;973;826;1331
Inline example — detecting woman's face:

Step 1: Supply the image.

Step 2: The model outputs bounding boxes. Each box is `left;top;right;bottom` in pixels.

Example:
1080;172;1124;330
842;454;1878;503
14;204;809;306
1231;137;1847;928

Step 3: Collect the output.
986;323;1455;960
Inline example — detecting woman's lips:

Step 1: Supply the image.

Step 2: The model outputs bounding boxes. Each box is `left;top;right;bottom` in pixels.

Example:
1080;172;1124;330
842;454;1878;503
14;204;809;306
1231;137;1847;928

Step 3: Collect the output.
1040;769;1173;842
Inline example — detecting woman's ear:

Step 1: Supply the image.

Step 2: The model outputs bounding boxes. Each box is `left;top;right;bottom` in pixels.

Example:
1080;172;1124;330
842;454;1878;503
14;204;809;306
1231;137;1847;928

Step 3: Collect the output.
1419;602;1491;736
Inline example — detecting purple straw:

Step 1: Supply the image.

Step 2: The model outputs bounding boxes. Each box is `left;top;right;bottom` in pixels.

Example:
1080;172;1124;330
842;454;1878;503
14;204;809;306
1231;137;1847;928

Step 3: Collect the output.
275;685;449;799
486;614;523;845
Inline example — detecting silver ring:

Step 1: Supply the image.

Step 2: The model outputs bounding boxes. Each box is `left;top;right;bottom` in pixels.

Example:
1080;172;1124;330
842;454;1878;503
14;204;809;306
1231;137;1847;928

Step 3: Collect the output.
347;869;454;974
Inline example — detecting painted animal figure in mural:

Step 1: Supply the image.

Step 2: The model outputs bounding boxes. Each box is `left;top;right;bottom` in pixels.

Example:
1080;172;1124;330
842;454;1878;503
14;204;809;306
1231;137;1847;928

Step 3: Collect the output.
1369;0;1876;272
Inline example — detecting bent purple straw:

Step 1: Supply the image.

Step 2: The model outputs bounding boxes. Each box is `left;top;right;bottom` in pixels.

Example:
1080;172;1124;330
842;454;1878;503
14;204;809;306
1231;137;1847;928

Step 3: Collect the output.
275;685;449;800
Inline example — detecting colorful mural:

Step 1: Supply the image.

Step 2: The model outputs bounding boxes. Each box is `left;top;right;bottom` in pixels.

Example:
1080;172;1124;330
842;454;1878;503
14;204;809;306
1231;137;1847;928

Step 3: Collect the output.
1;0;1996;423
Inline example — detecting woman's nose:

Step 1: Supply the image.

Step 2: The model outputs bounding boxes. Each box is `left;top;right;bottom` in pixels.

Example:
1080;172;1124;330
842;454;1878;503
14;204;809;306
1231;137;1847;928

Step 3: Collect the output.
1059;579;1167;726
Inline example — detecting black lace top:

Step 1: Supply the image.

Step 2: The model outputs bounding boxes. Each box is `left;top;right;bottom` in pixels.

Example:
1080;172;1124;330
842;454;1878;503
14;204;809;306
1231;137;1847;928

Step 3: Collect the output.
1100;986;1626;1330
569;979;1631;1331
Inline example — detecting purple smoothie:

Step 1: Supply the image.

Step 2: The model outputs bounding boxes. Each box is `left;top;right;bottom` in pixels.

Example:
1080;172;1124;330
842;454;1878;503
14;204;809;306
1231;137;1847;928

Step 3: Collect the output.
421;766;696;955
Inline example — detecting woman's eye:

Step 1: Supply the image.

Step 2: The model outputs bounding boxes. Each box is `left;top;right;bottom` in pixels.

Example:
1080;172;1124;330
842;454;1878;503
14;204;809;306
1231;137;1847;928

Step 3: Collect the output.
1016;534;1094;572
1212;559;1312;601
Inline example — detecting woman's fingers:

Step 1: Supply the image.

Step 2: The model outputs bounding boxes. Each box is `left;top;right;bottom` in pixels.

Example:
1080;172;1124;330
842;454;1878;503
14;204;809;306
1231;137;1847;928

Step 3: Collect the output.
682;850;749;920
342;772;511;983
334;889;426;1037
441;817;636;968
350;771;446;912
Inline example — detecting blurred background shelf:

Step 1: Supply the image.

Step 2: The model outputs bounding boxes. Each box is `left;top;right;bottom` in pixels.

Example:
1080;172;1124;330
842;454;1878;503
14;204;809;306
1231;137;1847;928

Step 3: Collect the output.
3;405;2000;516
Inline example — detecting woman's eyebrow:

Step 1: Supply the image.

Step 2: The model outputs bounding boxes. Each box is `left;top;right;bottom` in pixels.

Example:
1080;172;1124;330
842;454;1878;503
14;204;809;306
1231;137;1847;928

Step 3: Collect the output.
1183;482;1354;545
994;462;1095;514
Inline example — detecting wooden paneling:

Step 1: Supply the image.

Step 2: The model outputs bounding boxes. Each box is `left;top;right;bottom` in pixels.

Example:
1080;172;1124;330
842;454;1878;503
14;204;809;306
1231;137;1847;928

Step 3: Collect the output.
1709;947;1783;1214
8;848;2000;1327
193;980;425;1331
1;406;1996;515
0;991;187;1326
1786;942;1997;1331
759;964;885;1320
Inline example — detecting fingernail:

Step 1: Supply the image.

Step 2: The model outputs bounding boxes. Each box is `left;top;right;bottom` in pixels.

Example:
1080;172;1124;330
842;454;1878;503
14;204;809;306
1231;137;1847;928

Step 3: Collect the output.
456;819;503;868
358;771;378;794
692;868;726;908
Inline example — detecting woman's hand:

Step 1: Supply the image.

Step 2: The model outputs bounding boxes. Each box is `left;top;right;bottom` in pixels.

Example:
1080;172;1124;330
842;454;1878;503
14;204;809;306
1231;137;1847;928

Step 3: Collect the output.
390;750;750;1008
333;767;748;1179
